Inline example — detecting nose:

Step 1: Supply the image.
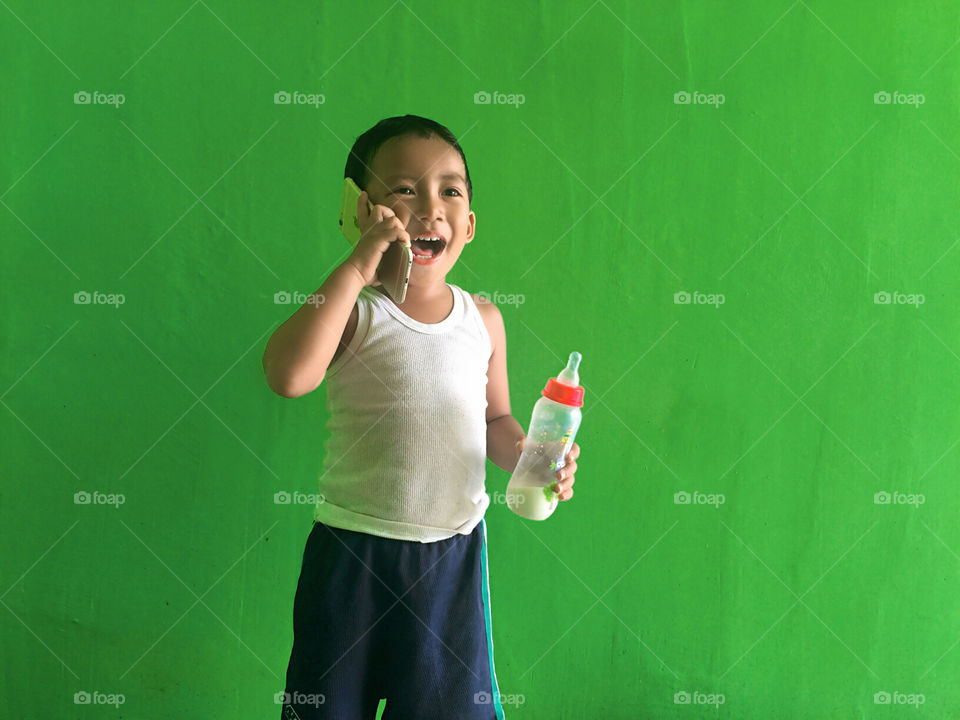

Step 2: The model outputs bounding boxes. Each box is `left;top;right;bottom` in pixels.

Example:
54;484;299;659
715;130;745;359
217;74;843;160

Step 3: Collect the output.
413;193;443;224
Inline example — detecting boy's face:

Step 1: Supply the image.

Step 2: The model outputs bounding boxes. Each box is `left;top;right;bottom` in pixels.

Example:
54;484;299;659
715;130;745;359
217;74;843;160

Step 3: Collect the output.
364;134;475;282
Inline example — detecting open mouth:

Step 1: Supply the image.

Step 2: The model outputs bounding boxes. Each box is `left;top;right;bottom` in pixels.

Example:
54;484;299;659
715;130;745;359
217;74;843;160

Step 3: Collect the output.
410;236;446;265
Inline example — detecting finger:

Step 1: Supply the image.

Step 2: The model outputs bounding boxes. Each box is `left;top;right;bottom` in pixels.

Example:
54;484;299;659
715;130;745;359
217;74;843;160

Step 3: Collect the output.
569;443;580;461
556;461;575;481
389;216;409;243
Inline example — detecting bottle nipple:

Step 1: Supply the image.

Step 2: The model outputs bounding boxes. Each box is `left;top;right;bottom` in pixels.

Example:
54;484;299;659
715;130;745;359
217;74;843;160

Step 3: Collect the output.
557;351;581;387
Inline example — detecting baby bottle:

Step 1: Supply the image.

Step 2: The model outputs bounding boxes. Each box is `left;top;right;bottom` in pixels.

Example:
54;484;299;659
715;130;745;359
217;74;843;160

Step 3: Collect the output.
506;352;584;521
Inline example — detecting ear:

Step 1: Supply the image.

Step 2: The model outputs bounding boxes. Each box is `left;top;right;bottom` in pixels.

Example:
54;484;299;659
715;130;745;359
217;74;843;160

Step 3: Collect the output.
464;210;476;243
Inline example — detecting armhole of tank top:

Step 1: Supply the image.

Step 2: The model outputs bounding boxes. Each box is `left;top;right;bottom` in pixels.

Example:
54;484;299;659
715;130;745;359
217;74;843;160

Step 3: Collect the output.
325;290;371;378
465;289;493;359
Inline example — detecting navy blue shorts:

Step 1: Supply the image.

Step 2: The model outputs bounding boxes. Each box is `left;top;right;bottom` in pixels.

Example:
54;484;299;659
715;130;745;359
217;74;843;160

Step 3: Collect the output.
280;518;506;720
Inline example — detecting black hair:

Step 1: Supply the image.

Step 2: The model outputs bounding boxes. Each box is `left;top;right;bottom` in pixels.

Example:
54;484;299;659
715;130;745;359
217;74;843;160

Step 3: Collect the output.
344;114;473;204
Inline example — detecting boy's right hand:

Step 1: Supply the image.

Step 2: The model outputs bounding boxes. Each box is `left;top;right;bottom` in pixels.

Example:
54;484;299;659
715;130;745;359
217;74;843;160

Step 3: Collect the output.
345;190;411;288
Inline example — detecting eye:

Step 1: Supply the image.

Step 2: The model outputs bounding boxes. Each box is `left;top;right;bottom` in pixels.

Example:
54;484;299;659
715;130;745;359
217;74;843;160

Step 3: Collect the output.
392;187;462;197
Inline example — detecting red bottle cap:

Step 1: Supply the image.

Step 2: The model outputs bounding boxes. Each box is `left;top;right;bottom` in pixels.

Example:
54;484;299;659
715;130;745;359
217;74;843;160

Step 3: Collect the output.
542;378;584;407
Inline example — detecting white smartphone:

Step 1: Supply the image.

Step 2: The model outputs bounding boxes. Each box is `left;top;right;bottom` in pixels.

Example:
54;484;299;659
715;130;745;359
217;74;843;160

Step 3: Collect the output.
339;177;411;303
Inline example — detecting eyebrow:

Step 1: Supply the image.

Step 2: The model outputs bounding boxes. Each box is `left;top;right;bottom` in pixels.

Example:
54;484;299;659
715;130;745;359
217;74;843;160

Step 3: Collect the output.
384;172;466;185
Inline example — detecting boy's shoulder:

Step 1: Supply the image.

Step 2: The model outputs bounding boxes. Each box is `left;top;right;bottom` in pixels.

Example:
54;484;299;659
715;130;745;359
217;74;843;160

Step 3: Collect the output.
469;292;504;358
468;291;501;319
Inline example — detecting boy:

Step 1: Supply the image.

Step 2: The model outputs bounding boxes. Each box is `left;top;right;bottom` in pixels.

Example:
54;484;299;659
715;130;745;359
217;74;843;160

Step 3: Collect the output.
263;115;580;720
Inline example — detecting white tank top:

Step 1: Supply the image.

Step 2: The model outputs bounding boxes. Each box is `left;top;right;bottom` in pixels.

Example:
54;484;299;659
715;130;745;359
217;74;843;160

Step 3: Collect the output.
313;283;492;542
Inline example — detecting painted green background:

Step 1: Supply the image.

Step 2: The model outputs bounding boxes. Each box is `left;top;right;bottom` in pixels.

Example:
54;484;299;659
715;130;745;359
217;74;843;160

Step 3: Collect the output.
2;1;959;718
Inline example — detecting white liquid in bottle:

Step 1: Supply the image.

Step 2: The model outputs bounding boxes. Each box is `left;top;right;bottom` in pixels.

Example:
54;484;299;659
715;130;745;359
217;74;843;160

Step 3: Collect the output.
506;479;559;521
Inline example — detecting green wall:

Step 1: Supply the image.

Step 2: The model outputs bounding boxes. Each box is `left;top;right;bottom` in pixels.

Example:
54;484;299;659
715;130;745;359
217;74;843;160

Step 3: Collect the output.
3;2;959;718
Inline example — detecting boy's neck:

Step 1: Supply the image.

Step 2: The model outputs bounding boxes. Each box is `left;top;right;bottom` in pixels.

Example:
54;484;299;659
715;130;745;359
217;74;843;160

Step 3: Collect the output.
376;279;450;308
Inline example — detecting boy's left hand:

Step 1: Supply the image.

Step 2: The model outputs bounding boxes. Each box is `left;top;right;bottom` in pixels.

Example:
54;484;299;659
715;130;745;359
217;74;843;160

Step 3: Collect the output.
515;438;579;501
552;442;579;501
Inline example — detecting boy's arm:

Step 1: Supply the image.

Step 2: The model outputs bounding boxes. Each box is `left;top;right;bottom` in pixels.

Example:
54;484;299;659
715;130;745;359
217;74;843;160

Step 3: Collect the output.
481;301;526;473
262;264;365;398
